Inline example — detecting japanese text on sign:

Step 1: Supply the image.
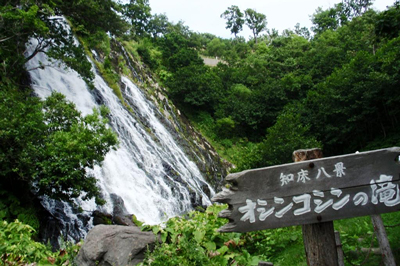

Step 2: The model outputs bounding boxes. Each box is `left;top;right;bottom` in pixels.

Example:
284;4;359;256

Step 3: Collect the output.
239;174;400;223
280;162;346;186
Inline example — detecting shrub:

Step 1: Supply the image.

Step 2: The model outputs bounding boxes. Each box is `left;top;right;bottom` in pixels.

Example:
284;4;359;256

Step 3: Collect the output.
141;205;263;266
0;219;81;265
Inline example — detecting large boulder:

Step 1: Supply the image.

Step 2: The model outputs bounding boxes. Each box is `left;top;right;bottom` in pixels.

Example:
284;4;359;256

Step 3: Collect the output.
75;225;157;266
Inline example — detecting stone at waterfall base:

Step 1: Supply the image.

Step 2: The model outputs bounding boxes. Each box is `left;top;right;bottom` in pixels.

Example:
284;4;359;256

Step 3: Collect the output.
75;224;157;266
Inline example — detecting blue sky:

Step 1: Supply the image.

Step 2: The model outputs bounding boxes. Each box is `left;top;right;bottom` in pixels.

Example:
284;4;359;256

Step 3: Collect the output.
148;0;395;39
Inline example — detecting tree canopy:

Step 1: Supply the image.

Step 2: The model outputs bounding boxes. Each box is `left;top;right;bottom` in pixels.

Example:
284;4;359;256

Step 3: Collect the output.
220;5;245;37
244;8;267;43
146;2;400;172
0;89;118;204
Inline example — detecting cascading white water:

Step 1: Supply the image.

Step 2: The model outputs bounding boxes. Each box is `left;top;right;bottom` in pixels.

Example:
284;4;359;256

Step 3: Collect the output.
26;40;215;240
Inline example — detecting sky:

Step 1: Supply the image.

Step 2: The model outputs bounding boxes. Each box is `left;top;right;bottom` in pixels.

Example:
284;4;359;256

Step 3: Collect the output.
148;0;395;39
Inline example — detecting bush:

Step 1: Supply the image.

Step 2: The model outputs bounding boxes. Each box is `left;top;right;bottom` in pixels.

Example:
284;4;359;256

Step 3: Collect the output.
137;40;160;70
0;219;82;265
141;205;264;266
0;220;51;264
215;117;235;139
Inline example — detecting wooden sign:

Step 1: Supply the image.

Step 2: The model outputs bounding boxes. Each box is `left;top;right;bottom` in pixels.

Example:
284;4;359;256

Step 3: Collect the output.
212;147;400;232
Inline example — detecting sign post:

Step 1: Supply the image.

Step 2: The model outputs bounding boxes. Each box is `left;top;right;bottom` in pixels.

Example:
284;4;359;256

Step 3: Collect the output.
293;148;338;266
212;147;400;265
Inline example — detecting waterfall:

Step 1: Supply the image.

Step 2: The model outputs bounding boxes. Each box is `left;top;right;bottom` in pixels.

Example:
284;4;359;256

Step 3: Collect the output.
26;42;215;242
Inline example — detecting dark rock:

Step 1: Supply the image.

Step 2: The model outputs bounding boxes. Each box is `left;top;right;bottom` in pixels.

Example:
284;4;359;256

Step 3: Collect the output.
113;214;136;226
110;193;128;216
92;210;112;225
75;225;157;266
201;183;212;199
37;198;91;251
110;193;136;226
189;190;203;209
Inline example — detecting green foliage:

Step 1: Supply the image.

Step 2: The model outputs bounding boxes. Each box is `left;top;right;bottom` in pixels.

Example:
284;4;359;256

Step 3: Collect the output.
139;1;400;171
157;32;203;72
166;64;223;110
123;0;152;37
54;0;128;36
244;9;267;43
0;189;40;231
84;30;111;56
333;212;400;265
148;13;170;38
137;38;161;70
141;205;312;265
141;204;264;266
222;141;260;173
0;219;81;265
0;88;118;205
375;2;400;40
206;38;226;57
37;95;118;203
0;220;52;264
248;107;321;169
0;0;99;86
311;6;342;34
220;5;245;37
215;117;235;139
141;206;400;266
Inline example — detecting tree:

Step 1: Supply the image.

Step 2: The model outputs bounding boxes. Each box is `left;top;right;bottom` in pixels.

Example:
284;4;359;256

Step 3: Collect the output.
294;23;311;39
54;0;128;36
375;3;400;40
311;6;341;34
343;0;374;18
304;30;345;82
148;13;170;38
206;38;226;57
311;1;373;35
0;89;118;204
165;64;223;110
123;0;152;37
252;106;321;168
244;8;267;43
220;5;245;37
158;32;203;71
164;20;193;39
0;2;89;82
0;0;129;86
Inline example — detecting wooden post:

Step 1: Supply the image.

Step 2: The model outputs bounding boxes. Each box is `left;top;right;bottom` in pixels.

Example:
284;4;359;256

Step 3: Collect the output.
293;148;339;266
371;215;396;266
335;231;345;266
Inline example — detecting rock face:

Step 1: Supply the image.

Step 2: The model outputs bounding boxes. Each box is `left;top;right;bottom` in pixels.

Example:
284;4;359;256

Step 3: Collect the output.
110;193;137;226
75;225;157;266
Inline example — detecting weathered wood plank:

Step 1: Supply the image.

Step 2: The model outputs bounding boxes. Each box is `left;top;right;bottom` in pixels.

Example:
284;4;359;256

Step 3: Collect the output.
212;147;400;232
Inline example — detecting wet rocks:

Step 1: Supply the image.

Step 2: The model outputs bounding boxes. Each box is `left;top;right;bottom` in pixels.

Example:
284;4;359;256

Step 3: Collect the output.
92;194;138;226
92;210;112;225
75;224;157;266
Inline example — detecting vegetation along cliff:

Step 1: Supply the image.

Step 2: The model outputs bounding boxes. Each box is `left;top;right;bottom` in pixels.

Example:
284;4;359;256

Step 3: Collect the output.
1;0;400;265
